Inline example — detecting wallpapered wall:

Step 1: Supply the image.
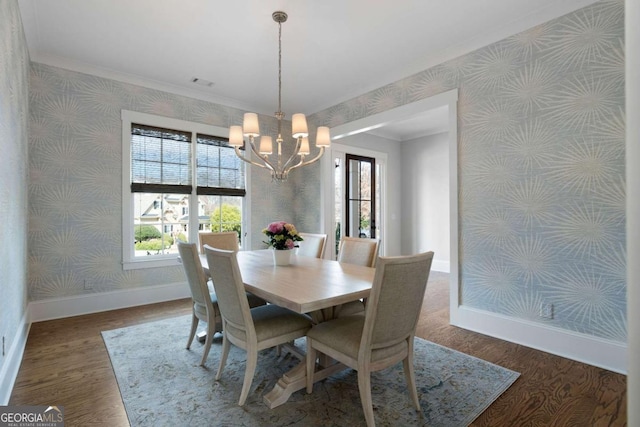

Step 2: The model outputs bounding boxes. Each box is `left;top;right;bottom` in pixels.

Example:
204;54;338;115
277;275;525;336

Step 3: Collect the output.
27;61;318;299
22;0;626;345
312;0;626;342
0;0;30;375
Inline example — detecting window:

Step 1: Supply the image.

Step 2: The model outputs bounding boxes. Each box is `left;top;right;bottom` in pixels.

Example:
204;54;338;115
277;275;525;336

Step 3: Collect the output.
122;111;249;269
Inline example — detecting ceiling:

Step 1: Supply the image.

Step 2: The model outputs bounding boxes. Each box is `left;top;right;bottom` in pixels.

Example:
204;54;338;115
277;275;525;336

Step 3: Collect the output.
18;0;597;140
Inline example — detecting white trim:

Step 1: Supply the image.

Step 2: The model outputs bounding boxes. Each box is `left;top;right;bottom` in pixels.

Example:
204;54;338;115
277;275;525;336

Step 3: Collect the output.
431;260;450;273
243;162;253;250
326;145;388;258
626;0;640;422
0;312;30;405
121;110;229;136
321;145;334;258
446;94;460;326
28;282;191;323
453;306;627;374
331;91;459;141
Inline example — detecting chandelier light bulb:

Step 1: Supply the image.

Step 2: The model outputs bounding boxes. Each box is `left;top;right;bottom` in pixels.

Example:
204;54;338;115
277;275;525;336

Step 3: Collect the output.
259;136;273;155
243;113;260;137
229;125;244;147
291;113;309;138
299;137;310;155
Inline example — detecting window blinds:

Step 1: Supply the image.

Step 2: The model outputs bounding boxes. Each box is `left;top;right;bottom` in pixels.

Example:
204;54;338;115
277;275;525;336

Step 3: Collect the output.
196;134;246;196
131;124;192;193
130;124;245;196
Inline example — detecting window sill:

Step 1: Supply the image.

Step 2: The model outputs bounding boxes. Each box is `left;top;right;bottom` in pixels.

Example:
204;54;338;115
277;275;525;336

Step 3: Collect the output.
123;256;181;270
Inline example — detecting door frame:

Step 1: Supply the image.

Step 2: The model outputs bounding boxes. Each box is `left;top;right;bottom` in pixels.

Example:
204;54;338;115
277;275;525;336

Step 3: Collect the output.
321;89;459;323
324;145;387;259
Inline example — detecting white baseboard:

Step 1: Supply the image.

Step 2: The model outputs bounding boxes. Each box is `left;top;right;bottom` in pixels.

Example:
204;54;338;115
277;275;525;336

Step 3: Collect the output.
0;311;30;405
1;282;190;403
452;305;627;374
28;282;191;323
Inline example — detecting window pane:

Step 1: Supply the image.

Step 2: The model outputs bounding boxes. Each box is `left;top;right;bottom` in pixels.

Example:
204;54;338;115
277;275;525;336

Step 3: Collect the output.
131;124;191;186
196;134;245;190
198;195;243;246
132;192;186;258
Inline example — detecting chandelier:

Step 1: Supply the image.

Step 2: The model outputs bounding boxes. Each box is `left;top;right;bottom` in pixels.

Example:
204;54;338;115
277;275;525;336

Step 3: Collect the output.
228;11;330;182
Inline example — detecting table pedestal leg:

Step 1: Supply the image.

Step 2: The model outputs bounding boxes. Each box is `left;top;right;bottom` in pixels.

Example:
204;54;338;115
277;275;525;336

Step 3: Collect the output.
263;361;346;409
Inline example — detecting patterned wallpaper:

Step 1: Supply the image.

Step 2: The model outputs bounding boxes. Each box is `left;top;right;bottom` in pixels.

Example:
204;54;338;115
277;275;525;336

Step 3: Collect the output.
27;62;313;299
18;0;626;345
0;0;30;374
311;0;626;341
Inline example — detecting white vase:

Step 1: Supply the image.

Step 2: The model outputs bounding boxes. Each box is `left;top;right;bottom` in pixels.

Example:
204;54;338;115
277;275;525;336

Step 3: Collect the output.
273;249;291;266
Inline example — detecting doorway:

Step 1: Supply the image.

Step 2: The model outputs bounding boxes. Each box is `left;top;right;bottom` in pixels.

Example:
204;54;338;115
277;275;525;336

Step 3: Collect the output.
321;89;460;323
331;147;386;258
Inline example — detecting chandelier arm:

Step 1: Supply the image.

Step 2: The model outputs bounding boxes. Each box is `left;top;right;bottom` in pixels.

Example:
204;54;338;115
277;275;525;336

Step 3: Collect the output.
233;146;269;169
280;138;302;171
288;146;325;171
247;138;278;172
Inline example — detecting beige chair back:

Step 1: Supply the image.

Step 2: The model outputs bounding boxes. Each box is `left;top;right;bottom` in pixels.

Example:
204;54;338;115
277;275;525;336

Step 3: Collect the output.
199;231;239;254
204;245;312;406
177;241;214;317
297;233;327;258
203;245;252;336
362;252;434;351
337;236;380;267
305;251;434;425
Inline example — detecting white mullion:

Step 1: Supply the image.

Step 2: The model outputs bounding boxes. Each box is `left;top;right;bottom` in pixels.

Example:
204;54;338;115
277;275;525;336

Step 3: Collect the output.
189;131;199;244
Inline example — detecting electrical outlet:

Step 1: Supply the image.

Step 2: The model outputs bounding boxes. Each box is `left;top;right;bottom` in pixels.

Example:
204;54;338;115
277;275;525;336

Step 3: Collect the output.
84;279;92;290
540;302;554;319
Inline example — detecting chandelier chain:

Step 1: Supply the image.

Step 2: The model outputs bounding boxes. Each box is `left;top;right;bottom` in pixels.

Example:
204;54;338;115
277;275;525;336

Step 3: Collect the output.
278;19;282;116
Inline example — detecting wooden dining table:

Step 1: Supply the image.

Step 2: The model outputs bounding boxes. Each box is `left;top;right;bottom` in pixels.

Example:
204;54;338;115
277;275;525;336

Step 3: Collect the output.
199;249;375;408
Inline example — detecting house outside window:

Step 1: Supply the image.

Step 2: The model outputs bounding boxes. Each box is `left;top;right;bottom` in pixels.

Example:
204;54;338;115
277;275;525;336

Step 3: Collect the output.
122;111;249;269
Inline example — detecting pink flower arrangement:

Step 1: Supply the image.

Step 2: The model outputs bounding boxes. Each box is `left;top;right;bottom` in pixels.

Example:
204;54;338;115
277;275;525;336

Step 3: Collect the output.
262;221;303;250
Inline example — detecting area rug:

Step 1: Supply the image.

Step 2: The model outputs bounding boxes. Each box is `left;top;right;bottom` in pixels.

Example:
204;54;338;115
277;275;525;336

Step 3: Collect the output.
102;315;519;427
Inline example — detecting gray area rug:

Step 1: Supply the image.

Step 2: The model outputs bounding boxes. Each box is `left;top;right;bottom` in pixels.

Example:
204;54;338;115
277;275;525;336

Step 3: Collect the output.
102;315;519;427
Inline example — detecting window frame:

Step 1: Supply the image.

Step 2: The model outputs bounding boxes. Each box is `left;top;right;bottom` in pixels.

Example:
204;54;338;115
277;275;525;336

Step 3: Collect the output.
121;110;251;270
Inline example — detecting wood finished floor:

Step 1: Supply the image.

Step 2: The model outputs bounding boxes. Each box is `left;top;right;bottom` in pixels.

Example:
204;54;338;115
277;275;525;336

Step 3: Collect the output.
10;272;627;426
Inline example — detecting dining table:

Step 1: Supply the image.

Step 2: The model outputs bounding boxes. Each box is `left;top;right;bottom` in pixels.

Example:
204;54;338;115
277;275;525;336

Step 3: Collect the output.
199;249;375;408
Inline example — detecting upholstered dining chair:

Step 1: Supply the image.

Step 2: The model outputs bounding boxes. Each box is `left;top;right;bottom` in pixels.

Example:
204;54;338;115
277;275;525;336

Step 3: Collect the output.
337;236;380;267
199;231;239;254
177;241;222;367
296;233;327;258
305;251;434;427
198;232;267;307
204;245;313;406
335;236;381;316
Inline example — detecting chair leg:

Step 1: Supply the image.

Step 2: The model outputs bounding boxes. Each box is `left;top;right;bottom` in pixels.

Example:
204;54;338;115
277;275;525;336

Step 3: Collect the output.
306;339;317;394
216;332;231;381
357;370;375;427
403;346;421;410
238;345;258;406
186;313;198;349
200;322;214;366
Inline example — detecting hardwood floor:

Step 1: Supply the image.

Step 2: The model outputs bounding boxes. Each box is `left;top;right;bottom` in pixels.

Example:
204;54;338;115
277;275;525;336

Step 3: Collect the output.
10;272;626;426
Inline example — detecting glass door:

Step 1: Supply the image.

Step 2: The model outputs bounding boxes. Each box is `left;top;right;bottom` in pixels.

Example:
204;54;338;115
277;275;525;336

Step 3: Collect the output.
345;154;376;239
330;146;385;259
